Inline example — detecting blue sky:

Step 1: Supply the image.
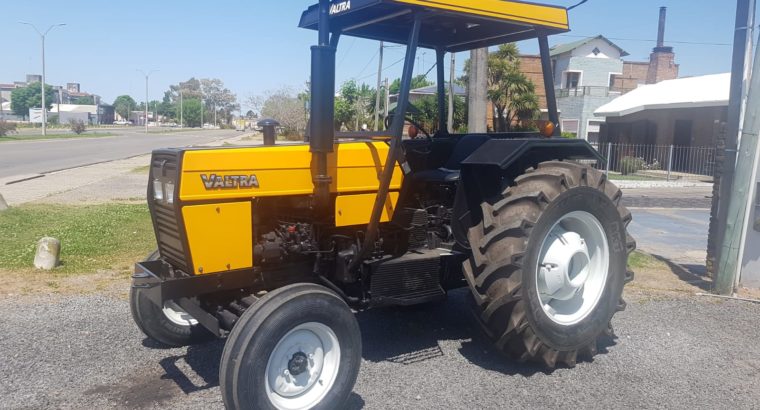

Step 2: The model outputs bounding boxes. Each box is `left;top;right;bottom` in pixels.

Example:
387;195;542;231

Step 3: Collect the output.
1;0;747;111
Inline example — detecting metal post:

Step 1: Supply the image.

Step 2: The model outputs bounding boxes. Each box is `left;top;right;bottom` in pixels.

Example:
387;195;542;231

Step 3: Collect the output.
384;78;390;127
539;33;560;135
20;23;66;136
436;49;446;133
605;143;612;176
137;69;157;133
180;90;183;128
667;144;674;181
374;41;384;131
448;52;455;132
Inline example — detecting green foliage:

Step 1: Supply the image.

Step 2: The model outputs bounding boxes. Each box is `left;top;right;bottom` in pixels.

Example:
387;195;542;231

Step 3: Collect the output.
619;156;645;175
10;83;56;117
182;99;202;128
167;78;238;125
0;204;154;274
333;80;375;131
409;93;467;134
0;121;18;137
112;95;137;121
464;44;540;132
560;132;577;139
389;75;433;95
70;95;95;105
69;119;87;135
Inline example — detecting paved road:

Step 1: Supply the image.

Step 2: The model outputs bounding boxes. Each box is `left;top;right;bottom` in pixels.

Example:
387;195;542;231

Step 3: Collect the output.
629;208;710;275
0;129;241;179
1;289;759;409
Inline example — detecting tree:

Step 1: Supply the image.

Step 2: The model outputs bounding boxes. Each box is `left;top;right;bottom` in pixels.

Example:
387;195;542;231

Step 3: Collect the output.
113;95;137;121
389;75;433;95
70;95;95;105
167;78;238;125
248;88;308;136
409;92;467;134
182;99;203;128
465;44;540;132
10;83;56;118
333;80;375;131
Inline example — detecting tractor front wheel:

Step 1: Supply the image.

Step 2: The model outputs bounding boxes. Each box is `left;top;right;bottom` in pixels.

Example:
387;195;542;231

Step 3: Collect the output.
220;283;361;410
464;161;636;367
130;251;214;347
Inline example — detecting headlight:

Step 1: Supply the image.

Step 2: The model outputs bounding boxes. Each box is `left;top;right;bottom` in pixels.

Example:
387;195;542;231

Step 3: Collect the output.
153;179;164;201
165;181;175;204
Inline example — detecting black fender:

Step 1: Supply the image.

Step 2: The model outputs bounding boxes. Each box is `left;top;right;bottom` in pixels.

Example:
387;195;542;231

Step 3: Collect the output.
453;138;604;245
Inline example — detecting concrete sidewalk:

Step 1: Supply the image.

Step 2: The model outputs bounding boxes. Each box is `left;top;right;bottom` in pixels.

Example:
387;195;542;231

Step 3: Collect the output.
0;133;260;206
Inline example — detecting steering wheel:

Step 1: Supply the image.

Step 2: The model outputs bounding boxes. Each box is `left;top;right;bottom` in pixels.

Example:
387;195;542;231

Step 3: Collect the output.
384;116;432;143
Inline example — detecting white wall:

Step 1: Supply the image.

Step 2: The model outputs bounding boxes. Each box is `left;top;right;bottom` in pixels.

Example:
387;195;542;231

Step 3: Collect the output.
571;38;623;60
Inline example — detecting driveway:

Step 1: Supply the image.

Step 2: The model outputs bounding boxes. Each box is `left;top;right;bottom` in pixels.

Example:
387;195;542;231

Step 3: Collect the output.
1;288;758;409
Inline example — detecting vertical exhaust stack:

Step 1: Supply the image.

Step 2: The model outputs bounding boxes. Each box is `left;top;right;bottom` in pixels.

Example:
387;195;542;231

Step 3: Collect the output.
311;0;335;216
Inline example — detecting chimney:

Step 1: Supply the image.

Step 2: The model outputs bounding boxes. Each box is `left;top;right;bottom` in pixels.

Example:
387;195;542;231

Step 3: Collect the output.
654;7;672;52
656;7;667;48
647;6;678;84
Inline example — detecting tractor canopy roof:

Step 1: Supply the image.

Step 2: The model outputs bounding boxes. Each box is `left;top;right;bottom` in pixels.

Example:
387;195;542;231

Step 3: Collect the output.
299;0;569;52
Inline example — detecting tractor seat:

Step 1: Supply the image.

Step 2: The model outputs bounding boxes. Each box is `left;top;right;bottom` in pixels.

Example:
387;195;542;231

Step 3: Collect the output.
412;134;491;183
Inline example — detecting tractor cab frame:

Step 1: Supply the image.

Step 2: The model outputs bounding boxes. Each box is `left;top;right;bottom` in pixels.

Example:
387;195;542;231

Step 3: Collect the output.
300;0;601;267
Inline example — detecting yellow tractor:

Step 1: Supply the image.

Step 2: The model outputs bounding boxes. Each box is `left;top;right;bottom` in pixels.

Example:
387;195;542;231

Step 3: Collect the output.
131;1;636;408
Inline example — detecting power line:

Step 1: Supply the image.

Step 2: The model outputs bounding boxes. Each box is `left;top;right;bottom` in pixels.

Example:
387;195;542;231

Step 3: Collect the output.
355;49;379;79
356;56;406;81
557;34;731;47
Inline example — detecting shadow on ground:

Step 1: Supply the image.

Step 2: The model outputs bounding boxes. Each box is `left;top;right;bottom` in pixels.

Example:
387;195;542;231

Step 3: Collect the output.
148;289;617;406
649;253;713;292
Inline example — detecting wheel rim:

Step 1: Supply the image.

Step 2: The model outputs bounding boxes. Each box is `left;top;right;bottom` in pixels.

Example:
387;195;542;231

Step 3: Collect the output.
536;211;610;326
265;322;341;410
162;301;198;326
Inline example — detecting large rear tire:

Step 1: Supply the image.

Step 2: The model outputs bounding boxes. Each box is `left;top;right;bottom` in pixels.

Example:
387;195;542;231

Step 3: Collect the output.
220;283;362;410
464;161;635;367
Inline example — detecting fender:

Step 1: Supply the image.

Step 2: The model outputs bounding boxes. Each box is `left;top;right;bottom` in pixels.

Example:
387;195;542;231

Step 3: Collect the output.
454;138;605;239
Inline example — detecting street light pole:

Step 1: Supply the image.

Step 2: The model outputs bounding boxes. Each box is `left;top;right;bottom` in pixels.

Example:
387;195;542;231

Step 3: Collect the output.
19;22;66;136
137;69;158;134
179;90;183;128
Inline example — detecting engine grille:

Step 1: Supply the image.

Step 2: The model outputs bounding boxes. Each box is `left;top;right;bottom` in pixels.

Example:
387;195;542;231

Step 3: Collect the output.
150;151;189;272
369;250;445;307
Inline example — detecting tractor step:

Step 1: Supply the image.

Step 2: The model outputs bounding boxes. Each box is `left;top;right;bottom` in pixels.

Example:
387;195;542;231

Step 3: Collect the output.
367;249;446;307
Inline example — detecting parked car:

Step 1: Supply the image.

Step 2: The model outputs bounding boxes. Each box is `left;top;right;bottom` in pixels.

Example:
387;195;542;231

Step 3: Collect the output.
113;120;130;126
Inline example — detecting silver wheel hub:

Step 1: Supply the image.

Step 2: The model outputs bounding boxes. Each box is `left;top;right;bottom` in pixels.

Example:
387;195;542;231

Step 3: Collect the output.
536;211;610;326
265;322;340;410
162;301;198;326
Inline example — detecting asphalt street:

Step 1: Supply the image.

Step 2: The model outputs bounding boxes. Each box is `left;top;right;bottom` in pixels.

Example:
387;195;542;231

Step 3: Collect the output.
1;289;758;409
0;128;241;179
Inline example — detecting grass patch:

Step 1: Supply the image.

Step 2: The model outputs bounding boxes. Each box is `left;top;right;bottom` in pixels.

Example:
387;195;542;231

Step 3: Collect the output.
0;204;154;274
0;132;114;143
608;173;656;181
131;165;151;174
628;250;662;270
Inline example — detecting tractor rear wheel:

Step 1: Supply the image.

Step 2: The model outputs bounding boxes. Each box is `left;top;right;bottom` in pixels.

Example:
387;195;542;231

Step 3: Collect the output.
464;161;635;367
220;283;361;410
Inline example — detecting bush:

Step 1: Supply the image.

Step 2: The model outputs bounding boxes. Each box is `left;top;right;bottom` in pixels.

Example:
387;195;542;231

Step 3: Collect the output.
69;119;87;135
619;156;645;175
0;121;17;137
560;132;577;139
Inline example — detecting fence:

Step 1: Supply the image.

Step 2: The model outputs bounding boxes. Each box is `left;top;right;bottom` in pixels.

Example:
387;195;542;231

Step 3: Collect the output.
590;143;716;182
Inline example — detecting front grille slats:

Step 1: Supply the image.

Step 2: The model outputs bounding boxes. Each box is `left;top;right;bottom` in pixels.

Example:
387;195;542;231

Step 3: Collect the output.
150;151;189;272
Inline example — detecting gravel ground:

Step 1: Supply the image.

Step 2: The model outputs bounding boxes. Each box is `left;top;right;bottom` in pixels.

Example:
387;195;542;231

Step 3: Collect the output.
1;288;759;409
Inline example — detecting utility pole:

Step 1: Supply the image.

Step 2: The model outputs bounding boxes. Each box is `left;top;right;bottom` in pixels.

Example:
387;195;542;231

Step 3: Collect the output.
374;41;384;131
448;52;456;131
384;78;390;129
137;69;157;134
179;90;183;128
468;48;488;133
715;0;757;294
19;22;66;136
214;100;217;128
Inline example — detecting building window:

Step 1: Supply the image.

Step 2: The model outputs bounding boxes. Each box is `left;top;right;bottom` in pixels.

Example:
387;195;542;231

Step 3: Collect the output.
565;72;580;89
561;119;579;137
